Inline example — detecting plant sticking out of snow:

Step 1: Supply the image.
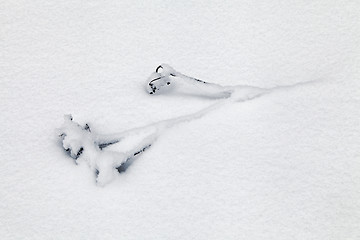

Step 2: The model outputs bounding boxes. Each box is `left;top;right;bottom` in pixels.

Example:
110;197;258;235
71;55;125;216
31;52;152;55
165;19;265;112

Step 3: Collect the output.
57;101;222;186
58;115;156;186
146;64;315;101
146;63;267;99
58;64;317;186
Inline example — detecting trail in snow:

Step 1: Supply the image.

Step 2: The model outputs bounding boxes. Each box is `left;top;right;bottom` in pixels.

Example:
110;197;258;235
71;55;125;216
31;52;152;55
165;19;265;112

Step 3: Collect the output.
59;64;317;186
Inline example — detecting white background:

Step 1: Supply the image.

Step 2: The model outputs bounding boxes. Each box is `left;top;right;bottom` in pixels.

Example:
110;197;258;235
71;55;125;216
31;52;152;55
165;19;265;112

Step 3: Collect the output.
1;0;359;239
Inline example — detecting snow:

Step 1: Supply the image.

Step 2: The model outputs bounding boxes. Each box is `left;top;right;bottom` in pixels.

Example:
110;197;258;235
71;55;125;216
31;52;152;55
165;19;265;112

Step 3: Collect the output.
1;0;360;239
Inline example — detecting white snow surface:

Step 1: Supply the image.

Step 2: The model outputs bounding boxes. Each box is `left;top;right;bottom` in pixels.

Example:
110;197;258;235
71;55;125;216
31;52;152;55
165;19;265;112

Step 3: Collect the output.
1;0;360;239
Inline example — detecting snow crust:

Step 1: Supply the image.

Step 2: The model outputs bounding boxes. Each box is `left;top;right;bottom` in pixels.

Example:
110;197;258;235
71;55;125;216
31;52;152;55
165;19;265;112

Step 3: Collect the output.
1;0;360;239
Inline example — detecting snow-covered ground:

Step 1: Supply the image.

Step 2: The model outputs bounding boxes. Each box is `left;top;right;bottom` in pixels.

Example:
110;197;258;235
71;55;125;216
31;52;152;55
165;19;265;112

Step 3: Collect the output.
1;1;360;239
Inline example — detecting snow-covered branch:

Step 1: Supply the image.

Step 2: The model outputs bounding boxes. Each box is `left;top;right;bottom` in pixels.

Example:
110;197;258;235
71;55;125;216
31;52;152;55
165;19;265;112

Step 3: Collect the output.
58;64;317;186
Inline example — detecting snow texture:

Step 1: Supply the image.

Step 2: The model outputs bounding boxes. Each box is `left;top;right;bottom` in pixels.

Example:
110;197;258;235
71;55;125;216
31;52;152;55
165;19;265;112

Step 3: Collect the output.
1;0;360;239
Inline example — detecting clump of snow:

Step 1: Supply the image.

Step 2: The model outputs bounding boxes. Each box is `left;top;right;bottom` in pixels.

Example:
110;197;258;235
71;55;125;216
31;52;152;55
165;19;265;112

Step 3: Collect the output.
59;115;122;186
146;63;232;98
58;115;91;159
58;114;157;186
